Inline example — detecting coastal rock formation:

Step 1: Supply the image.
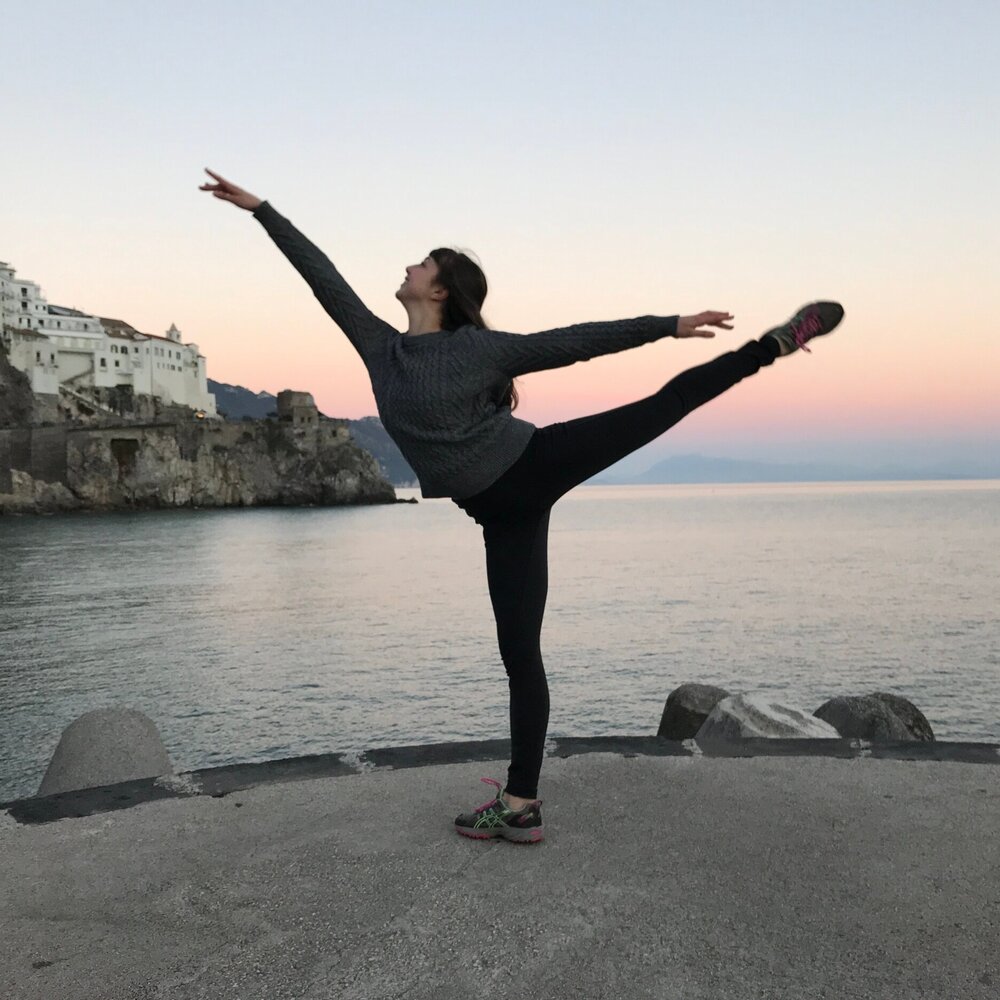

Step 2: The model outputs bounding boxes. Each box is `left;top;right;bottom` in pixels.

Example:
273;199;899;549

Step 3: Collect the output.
0;343;40;427
206;380;418;486
38;708;173;796
2;337;397;513
696;694;840;741
0;417;396;514
658;682;731;739
814;694;934;742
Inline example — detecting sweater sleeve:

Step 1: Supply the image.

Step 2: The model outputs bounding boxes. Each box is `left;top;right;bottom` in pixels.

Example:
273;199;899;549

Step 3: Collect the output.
474;315;679;378
252;202;397;368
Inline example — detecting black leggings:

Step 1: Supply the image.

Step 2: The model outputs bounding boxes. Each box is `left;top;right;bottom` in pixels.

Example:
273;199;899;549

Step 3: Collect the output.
454;338;778;798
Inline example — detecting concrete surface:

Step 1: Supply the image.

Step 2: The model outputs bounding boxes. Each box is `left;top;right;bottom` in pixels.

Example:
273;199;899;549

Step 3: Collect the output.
2;749;998;999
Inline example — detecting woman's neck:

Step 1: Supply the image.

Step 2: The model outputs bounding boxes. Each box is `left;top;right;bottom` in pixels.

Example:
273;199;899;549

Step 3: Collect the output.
404;302;444;336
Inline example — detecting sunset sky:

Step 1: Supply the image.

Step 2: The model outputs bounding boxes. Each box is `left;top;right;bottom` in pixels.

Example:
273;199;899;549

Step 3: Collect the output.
3;1;998;472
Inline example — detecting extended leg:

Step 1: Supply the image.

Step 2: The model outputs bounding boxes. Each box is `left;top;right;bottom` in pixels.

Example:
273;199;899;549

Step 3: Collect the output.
529;338;778;503
482;507;552;800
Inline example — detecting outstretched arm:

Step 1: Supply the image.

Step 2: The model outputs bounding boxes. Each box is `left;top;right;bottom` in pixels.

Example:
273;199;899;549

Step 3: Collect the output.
476;311;733;378
199;169;396;367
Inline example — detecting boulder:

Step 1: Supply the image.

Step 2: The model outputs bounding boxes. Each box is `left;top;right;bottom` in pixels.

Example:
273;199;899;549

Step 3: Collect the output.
814;695;917;742
658;683;730;739
871;692;935;741
696;694;840;741
37;708;173;797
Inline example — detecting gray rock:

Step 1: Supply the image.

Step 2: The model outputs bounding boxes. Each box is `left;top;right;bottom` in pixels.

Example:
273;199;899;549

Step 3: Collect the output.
37;708;173;797
696;694;840;741
658;683;730;739
871;692;935;741
814;695;912;742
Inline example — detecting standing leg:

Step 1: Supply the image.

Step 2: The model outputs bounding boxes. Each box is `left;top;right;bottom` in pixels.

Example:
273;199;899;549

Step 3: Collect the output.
481;506;552;801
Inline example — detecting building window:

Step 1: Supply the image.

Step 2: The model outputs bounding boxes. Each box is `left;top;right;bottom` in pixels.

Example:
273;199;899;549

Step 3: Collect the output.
35;351;41;362
100;358;107;368
21;301;27;310
50;354;55;363
114;360;120;368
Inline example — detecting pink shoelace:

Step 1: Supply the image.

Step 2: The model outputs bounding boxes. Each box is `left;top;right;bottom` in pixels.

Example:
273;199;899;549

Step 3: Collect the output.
791;310;824;353
473;776;504;813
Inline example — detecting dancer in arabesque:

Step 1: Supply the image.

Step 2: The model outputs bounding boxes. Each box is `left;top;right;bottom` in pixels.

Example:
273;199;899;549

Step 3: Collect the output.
201;168;843;844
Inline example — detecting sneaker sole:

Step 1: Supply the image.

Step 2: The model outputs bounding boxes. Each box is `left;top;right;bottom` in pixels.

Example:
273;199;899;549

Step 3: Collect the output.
455;825;544;844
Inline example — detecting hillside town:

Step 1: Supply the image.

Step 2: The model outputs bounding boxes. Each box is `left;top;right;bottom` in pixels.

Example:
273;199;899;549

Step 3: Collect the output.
0;259;217;417
0;259;400;514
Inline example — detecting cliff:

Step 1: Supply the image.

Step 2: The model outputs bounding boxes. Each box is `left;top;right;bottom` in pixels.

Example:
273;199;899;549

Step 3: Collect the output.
207;379;417;486
1;339;397;514
0;340;40;427
0;418;396;514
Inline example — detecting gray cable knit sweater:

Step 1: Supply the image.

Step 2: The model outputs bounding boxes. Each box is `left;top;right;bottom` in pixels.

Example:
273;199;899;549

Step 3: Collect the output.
253;202;679;499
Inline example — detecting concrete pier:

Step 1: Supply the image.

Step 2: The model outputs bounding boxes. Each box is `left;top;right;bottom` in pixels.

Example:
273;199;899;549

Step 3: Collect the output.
2;741;998;999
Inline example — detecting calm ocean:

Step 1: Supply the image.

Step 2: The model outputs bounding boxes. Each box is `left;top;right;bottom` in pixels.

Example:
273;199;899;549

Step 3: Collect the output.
1;481;998;802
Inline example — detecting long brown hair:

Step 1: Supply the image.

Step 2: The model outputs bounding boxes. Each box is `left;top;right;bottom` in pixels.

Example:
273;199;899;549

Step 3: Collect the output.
430;248;519;411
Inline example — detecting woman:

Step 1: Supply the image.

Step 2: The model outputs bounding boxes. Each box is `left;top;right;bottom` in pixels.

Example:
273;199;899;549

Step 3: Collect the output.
200;168;843;844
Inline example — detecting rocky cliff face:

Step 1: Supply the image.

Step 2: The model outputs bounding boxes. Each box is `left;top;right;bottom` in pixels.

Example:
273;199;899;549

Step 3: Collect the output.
0;342;38;428
0;419;397;514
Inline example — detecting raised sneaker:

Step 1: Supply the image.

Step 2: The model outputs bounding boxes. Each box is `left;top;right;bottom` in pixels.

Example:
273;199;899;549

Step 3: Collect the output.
764;301;844;356
454;777;544;844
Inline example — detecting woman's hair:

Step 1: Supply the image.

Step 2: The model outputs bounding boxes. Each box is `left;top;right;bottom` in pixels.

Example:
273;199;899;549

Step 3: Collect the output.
430;247;519;411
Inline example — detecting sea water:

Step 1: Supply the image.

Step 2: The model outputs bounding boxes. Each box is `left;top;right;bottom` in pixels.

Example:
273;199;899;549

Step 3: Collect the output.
1;481;997;802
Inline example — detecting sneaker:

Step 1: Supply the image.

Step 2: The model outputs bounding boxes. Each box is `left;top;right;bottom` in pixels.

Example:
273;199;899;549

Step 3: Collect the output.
454;777;544;844
764;301;844;355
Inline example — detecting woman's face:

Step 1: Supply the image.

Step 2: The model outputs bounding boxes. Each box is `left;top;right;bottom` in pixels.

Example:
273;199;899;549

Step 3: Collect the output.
396;255;443;303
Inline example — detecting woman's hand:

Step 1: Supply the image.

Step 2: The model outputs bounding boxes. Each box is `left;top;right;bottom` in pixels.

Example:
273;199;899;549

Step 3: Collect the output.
676;311;734;338
199;168;262;211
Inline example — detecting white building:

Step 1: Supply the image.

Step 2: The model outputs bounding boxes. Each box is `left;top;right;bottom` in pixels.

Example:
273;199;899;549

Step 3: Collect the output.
1;260;216;415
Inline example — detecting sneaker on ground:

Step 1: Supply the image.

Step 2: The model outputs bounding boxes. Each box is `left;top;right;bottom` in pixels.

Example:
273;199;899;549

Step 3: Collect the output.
454;777;544;844
764;301;844;355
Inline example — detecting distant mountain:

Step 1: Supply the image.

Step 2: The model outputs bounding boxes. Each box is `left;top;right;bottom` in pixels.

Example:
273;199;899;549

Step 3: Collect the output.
593;453;990;485
208;380;416;485
344;416;417;486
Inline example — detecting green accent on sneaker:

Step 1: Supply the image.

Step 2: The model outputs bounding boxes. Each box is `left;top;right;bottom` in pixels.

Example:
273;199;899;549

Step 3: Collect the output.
454;777;545;843
473;801;517;829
